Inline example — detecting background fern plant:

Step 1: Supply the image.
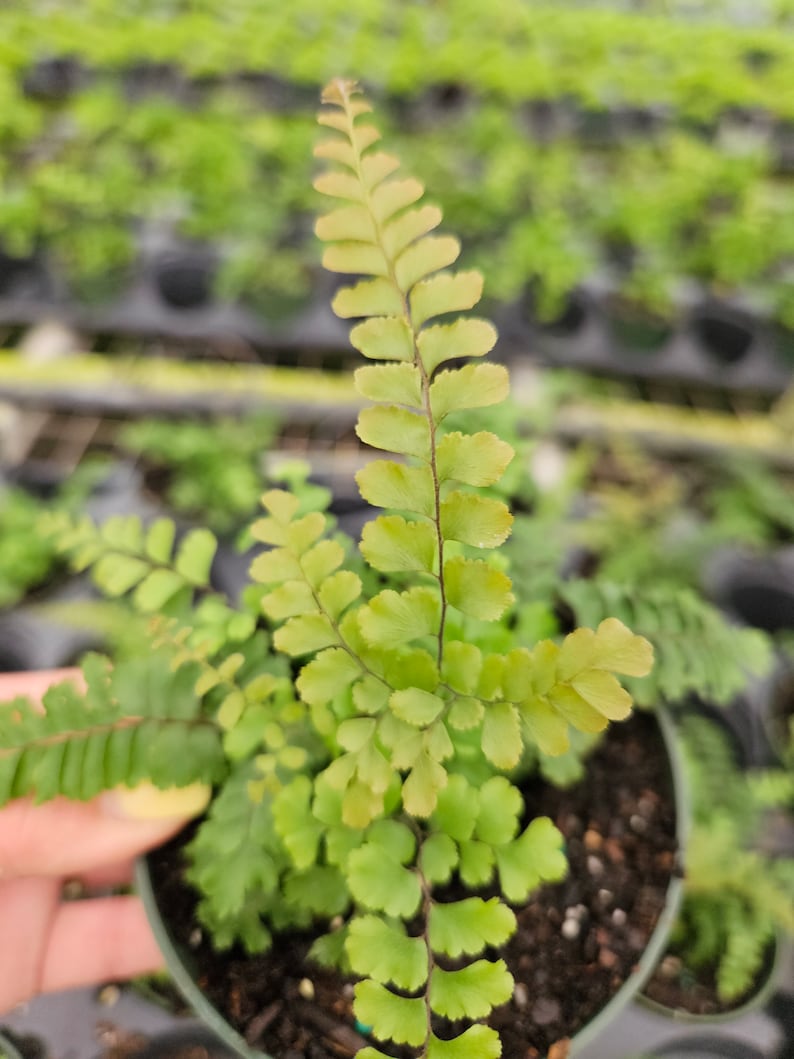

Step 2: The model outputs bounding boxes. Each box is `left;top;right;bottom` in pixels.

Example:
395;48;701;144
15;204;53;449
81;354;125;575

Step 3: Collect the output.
1;79;656;1059
645;714;794;1008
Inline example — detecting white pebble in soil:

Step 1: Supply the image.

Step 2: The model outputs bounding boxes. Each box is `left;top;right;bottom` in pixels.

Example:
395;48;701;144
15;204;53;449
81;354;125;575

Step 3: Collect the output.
513;982;529;1009
586;855;604;876
561;917;581;940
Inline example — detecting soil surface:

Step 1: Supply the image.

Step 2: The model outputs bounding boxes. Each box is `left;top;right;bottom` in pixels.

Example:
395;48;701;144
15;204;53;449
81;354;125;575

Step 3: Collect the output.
147;710;679;1059
641;943;777;1019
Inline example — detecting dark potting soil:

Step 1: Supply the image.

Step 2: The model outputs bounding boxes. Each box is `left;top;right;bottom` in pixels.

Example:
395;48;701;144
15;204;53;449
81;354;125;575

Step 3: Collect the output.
147;710;679;1059
641;942;777;1019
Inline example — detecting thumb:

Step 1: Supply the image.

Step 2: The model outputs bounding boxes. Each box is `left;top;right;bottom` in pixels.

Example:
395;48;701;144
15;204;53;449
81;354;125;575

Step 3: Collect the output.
102;782;212;822
0;783;211;880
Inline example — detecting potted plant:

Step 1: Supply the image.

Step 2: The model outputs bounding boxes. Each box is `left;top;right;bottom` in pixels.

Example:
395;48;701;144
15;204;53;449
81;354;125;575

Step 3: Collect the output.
0;484;62;612
640;713;794;1021
1;79;685;1059
604;256;677;356
119;413;280;538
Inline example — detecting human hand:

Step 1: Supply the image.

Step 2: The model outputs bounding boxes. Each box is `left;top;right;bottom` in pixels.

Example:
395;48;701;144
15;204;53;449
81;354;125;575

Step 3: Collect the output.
0;668;210;1015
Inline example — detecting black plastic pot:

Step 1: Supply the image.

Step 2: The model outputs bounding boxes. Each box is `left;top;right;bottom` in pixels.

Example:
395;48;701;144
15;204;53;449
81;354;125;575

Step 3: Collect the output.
706;548;794;636
154;249;217;311
21;56;84;101
685;695;767;771
523;98;577;142
90;1025;238;1059
605;301;676;355
135;707;688;1059
648;1036;767;1058
575;106;622;147
120;62;188;103
690;303;758;367
0;250;49;301
226;72;315;112
528;288;592;339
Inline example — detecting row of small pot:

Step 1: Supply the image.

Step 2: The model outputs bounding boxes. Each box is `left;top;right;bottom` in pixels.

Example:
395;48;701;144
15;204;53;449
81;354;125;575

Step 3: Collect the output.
2;243;793;395
19;53;794;152
496;281;794;397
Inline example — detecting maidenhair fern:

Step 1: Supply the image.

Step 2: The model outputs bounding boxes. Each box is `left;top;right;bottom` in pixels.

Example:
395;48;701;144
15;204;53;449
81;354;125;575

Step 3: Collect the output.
43;511;258;649
0;79;656;1059
560;579;772;707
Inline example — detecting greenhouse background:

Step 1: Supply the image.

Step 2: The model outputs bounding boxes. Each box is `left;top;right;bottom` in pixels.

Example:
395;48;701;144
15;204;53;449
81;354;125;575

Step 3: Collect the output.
0;2;792;1058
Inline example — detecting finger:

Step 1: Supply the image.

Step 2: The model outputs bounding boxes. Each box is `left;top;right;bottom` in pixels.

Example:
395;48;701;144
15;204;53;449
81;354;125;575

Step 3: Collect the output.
41;895;164;997
78;859;135;892
0;789;208;880
0;668;84;706
0;875;58;1014
0;879;164;1014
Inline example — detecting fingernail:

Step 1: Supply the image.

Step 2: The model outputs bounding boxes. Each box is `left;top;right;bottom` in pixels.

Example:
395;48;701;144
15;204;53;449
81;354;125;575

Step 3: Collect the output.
102;782;212;821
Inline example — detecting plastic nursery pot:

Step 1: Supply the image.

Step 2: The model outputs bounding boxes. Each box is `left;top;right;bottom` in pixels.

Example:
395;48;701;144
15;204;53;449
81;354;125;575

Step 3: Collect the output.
153;249;217;311
89;1025;240;1059
135;706;688;1059
524;288;592;340
646;1036;767;1059
689;303;757;367
638;932;785;1026
0;250;47;301
706;548;794;636
605;301;676;355
522;99;578;143
134;859;260;1059
21;56;83;101
566;705;689;1054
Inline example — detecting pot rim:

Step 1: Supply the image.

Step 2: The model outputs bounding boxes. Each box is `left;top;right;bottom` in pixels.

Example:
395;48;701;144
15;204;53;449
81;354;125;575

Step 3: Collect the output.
569;704;688;1053
0;1030;25;1059
647;1033;769;1058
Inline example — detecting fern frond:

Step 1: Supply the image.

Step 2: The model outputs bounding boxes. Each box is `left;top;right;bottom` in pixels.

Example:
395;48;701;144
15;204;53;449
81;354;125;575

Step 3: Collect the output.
0;652;226;805
31;79;668;1059
314;78;513;673
43;510;217;610
45;510;259;658
186;765;285;953
560;579;772;706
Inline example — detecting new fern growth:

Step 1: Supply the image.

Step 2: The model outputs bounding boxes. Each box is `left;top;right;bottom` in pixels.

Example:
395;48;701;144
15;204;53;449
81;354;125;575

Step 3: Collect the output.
1;79;655;1059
